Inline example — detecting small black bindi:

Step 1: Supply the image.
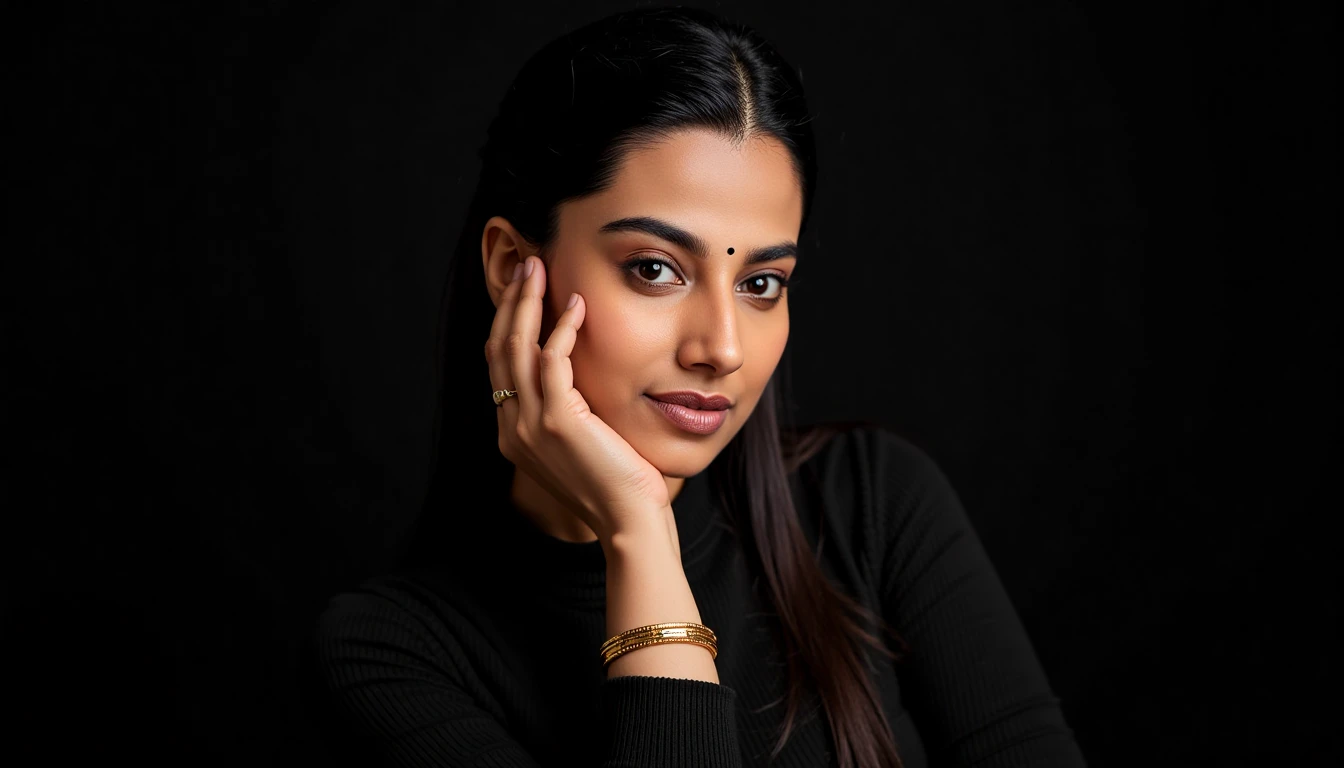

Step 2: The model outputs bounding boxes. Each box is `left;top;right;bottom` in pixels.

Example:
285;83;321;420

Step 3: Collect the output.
727;247;735;255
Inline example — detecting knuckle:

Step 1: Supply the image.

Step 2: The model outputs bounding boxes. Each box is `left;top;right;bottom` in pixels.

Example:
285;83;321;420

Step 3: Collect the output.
513;419;531;445
483;337;501;362
505;332;530;356
539;411;562;437
538;347;561;369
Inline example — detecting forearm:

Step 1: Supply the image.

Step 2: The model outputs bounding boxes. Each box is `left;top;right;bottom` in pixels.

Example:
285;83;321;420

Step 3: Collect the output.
601;522;719;684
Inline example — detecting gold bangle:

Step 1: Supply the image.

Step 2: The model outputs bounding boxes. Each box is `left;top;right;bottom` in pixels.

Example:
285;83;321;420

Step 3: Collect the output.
603;636;718;667
599;622;718;654
601;628;718;659
600;621;718;667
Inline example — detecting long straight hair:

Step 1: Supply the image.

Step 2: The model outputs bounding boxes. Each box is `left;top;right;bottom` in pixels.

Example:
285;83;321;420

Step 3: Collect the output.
410;8;908;767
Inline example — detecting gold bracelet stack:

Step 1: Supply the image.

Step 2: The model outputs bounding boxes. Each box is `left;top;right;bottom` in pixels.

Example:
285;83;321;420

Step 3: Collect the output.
600;621;718;668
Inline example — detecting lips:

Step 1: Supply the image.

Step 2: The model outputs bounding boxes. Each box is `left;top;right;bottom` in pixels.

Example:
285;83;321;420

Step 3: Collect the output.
646;391;732;410
645;396;729;435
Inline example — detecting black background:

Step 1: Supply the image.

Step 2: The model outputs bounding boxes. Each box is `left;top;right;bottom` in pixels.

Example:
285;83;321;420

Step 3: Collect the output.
12;1;1338;765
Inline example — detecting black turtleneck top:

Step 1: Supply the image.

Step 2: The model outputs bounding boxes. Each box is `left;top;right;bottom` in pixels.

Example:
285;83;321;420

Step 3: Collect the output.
311;425;1087;767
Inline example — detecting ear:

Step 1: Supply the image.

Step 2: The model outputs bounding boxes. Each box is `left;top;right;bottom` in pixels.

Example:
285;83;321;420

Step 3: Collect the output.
481;216;536;308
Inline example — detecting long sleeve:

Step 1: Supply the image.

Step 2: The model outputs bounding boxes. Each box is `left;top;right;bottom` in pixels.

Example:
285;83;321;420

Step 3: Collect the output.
312;589;743;768
870;431;1088;767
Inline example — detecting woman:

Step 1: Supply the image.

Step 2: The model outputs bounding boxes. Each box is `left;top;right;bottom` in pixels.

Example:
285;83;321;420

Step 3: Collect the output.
311;7;1087;767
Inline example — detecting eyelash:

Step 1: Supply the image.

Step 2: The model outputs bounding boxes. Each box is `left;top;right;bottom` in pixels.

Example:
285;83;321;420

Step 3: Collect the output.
622;256;792;306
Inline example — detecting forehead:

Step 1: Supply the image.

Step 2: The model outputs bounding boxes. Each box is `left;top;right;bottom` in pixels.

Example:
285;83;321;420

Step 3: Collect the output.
569;127;804;245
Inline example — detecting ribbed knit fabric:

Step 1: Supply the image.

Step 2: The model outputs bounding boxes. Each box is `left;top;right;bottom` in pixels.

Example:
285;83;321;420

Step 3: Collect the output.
311;425;1087;767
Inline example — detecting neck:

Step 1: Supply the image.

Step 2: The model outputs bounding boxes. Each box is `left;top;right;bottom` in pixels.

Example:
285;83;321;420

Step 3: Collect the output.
508;466;685;544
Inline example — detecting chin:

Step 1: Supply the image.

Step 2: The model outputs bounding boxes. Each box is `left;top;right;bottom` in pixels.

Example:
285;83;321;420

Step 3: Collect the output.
651;461;713;480
629;434;724;479
634;427;741;481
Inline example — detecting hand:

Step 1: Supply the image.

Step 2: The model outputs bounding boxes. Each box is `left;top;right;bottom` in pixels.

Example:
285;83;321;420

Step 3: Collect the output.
485;255;672;545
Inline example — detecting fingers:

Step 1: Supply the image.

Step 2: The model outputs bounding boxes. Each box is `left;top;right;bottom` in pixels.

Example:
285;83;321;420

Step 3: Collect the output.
485;257;581;440
486;261;526;363
485;262;526;428
508;256;546;425
539;292;586;407
486;260;521;352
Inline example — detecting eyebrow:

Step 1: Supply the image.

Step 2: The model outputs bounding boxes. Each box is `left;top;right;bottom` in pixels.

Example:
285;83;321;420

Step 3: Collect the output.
599;216;800;265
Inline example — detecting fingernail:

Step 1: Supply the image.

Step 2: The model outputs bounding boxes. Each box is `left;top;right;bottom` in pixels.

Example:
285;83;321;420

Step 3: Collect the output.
523;257;536;279
511;263;523;282
567;292;578;309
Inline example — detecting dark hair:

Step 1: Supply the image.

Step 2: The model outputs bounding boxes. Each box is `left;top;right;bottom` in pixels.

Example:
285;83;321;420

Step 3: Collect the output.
412;7;907;767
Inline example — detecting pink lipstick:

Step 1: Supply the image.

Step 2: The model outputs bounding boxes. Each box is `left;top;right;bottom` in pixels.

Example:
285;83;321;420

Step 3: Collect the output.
644;391;732;435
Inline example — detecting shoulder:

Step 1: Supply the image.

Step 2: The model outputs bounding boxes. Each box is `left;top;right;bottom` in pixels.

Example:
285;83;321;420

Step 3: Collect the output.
317;572;435;630
786;420;954;510
313;570;469;681
784;421;963;589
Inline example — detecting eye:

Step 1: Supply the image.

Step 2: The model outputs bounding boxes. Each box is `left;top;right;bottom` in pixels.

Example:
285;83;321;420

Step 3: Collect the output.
629;257;682;285
622;255;791;306
737;273;788;301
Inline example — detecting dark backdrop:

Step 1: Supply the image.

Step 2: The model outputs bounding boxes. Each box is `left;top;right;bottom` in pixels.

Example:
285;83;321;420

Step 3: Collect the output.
12;1;1338;765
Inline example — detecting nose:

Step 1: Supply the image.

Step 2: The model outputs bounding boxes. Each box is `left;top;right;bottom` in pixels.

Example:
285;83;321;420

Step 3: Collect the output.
676;287;744;376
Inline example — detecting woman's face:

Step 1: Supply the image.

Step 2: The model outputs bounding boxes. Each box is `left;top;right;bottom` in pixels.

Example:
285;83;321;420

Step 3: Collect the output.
492;127;803;478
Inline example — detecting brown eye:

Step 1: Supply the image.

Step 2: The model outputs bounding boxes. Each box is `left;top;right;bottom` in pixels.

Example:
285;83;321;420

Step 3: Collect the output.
625;257;681;286
624;255;788;306
737;274;786;300
638;261;670;282
742;276;770;295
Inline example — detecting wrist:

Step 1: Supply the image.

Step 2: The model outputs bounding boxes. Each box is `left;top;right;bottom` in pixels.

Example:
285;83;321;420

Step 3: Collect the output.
601;508;680;561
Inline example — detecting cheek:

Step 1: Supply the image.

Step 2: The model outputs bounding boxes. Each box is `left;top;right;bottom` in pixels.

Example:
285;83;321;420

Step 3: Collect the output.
570;295;670;398
749;314;790;378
